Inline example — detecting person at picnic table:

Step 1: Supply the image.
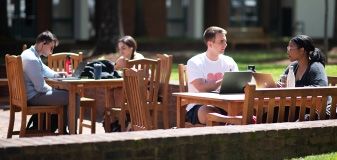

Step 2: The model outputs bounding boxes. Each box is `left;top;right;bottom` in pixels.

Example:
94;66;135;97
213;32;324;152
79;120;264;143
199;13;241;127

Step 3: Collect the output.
114;35;144;70
110;35;145;131
278;35;328;87
271;35;329;121
185;26;239;125
21;30;80;133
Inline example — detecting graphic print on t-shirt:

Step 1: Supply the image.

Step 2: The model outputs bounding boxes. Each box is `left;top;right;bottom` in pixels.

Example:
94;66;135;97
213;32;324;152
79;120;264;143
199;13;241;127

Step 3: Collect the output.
207;72;223;81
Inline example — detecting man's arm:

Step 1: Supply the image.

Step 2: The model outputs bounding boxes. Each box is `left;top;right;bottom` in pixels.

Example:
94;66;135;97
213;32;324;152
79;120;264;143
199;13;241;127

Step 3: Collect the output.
190;78;221;92
42;62;58;78
24;59;52;92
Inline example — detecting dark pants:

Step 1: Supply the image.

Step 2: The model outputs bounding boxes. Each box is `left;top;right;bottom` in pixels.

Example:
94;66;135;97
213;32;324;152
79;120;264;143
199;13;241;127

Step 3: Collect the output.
28;89;80;132
262;106;318;123
186;105;227;125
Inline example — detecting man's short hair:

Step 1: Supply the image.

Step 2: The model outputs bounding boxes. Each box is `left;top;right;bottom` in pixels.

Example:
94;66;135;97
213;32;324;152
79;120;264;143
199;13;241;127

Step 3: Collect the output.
35;30;59;46
203;26;227;45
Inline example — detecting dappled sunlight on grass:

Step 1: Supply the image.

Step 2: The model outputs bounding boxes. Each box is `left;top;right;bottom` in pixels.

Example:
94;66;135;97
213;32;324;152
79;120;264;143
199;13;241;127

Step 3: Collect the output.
170;51;337;81
227;51;287;63
291;152;337;160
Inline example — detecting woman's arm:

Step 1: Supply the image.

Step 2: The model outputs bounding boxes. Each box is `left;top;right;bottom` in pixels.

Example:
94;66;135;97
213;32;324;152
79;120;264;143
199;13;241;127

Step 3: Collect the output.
115;56;126;70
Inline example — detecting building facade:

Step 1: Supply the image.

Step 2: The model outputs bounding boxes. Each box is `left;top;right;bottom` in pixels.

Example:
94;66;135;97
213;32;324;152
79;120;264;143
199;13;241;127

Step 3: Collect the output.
3;0;337;41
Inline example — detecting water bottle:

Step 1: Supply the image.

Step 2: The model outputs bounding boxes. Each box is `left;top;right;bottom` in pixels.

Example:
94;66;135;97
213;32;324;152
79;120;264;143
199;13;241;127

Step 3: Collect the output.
65;55;72;74
286;66;295;87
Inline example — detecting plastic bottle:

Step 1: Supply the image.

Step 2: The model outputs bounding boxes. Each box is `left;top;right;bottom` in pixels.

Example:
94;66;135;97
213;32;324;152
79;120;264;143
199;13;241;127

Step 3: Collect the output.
286;66;295;87
65;55;72;74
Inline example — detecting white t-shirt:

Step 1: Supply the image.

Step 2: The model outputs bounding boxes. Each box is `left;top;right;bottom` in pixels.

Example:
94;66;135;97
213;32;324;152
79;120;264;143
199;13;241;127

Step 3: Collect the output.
186;52;238;111
133;52;144;59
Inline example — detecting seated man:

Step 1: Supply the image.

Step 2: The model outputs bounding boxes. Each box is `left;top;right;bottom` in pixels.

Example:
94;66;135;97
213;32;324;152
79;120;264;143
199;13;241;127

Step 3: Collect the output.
21;30;80;133
186;26;239;125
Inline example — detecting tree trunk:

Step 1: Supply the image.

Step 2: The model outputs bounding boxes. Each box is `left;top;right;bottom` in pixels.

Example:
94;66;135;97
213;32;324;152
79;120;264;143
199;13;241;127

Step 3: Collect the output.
0;0;9;37
324;0;329;63
94;0;124;55
334;0;337;41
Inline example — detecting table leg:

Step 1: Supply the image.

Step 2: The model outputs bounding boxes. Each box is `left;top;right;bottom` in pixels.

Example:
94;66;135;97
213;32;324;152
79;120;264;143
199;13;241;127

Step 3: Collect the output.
176;97;185;128
104;87;112;132
68;85;77;134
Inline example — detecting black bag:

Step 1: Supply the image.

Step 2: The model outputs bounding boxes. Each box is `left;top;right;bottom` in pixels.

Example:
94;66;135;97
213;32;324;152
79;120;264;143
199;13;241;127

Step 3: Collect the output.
102;114;131;132
80;60;121;79
27;114;59;132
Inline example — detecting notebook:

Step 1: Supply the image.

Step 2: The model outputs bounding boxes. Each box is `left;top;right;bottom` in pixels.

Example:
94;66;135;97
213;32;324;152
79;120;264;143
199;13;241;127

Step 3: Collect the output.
218;71;253;94
51;61;87;80
252;72;276;88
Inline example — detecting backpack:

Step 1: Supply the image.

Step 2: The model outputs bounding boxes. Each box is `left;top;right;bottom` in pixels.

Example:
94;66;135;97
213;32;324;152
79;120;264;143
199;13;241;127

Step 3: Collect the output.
80;60;121;79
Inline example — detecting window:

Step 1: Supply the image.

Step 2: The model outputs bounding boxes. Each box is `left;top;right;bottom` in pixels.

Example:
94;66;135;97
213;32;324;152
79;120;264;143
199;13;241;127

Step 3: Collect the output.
166;0;188;37
52;0;73;38
229;0;259;27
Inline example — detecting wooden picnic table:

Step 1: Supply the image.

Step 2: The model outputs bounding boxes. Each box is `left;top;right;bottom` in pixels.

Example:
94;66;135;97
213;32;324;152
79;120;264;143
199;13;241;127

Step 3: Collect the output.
46;78;123;134
173;89;328;128
173;92;244;128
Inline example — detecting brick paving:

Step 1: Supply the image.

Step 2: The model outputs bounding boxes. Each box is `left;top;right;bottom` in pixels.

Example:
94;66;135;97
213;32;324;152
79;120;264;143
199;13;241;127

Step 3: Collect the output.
0;104;106;139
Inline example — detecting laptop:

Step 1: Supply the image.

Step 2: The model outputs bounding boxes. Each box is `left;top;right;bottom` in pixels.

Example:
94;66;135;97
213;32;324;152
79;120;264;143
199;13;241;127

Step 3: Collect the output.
252;72;276;88
218;71;253;94
51;61;87;80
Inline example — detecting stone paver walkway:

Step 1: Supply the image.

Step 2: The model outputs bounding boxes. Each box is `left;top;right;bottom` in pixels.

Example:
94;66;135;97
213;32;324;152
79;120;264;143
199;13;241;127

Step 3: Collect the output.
0;104;106;139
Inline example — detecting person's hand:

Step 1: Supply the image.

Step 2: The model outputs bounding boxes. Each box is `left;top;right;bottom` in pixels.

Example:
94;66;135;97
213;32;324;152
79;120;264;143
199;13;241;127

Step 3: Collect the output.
115;58;126;70
277;75;287;88
207;79;222;91
54;72;67;78
215;79;222;88
276;81;286;88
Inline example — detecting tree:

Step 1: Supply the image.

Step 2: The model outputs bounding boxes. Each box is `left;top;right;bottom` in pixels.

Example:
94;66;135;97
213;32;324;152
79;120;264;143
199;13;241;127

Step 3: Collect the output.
324;0;329;63
0;0;9;38
94;0;124;55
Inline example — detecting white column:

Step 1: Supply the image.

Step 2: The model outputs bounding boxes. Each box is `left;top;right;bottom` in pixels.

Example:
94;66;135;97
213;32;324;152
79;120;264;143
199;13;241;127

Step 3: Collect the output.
74;0;90;40
187;0;204;39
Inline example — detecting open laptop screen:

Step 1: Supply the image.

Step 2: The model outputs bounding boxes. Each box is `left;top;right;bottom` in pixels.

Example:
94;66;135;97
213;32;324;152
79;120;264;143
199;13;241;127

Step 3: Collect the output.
219;71;253;94
252;72;277;88
50;61;87;80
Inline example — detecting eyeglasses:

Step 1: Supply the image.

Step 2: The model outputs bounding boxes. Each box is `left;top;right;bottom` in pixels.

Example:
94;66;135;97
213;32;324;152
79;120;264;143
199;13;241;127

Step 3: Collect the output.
287;46;298;51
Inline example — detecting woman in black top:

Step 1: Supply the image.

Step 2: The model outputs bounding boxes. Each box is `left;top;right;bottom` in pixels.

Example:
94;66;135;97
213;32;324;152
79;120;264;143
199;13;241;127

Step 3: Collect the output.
280;35;328;87
271;35;330;121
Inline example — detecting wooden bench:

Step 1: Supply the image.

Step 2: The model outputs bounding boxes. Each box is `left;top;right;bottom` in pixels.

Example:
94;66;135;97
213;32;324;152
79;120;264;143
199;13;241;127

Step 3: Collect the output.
207;83;337;126
227;27;271;49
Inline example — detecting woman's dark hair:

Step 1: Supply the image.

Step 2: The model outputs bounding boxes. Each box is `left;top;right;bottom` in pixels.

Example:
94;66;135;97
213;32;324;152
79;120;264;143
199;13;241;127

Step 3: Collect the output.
291;35;326;66
118;36;137;60
36;30;59;46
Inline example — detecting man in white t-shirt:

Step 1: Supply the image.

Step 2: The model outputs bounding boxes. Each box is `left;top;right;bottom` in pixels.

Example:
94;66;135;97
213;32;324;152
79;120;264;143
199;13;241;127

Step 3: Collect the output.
186;26;239;125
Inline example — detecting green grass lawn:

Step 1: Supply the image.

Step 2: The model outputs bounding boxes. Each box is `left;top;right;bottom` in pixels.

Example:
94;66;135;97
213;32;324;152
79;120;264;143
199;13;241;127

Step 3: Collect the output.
291;152;337;160
170;51;337;81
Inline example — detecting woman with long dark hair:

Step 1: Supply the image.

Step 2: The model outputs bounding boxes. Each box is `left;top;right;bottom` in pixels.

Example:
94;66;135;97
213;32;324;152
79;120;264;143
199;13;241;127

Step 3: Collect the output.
279;35;328;87
114;36;144;70
272;35;330;121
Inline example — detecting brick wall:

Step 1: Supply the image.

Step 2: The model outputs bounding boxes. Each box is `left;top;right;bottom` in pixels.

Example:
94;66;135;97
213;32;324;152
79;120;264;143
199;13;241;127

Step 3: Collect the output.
1;120;337;160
